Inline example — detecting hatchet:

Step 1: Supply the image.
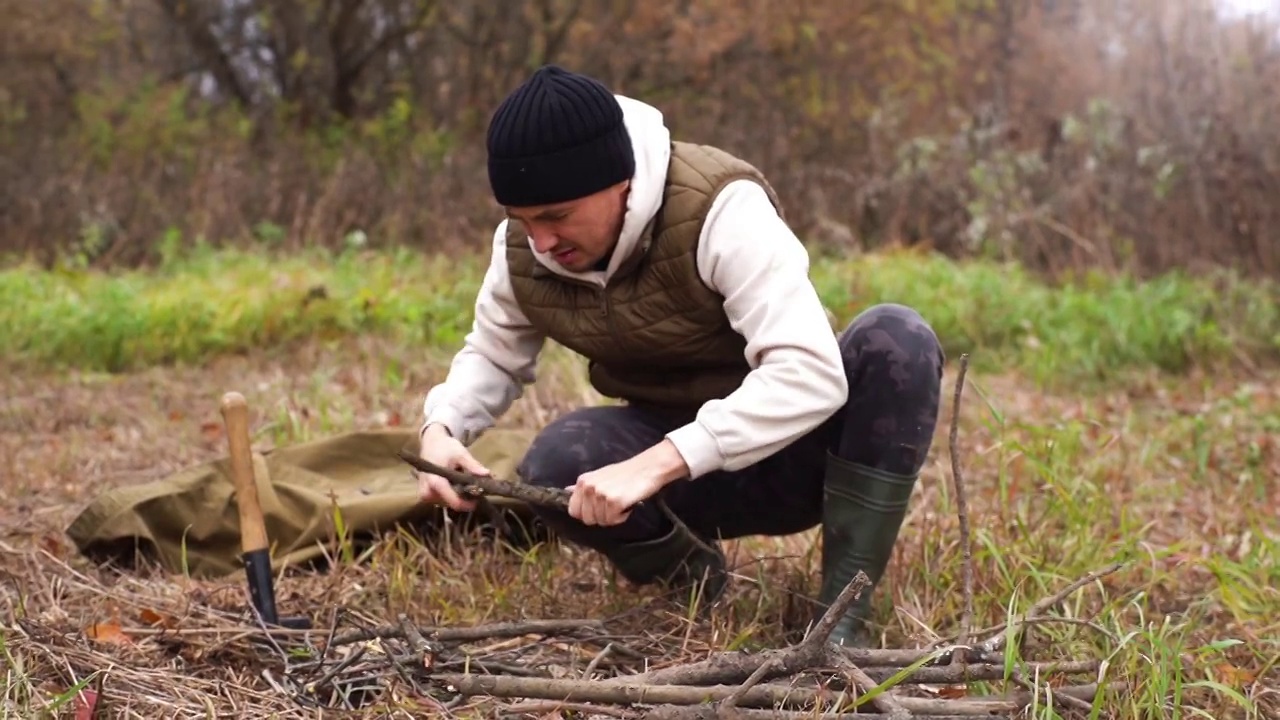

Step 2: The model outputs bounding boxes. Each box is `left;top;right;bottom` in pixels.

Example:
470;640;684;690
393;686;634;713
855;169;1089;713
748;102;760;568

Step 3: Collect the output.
220;391;312;630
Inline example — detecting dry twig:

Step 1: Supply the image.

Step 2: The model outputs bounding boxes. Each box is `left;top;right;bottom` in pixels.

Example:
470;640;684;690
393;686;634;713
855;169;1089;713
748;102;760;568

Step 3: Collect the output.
975;561;1127;655
601;573;871;692
948;353;976;659
329;617;603;647
831;653;910;720
433;674;1113;715
398;450;572;509
925;561;1127;657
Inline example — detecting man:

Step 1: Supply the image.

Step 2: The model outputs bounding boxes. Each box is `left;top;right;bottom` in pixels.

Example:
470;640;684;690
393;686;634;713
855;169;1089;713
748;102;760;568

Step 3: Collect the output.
414;65;945;647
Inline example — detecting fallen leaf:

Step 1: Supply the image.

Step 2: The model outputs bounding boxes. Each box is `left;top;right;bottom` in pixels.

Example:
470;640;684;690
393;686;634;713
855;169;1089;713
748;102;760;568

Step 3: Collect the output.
73;687;99;720
85;623;132;645
41;534;68;556
936;685;968;699
200;421;223;443
139;608;176;629
1215;662;1257;686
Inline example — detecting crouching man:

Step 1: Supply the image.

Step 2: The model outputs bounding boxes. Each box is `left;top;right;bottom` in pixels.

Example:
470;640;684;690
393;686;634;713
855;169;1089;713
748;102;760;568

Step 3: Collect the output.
413;65;945;647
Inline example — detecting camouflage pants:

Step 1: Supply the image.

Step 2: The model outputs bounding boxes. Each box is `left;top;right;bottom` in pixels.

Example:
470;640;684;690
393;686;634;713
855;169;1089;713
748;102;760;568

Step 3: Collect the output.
515;303;945;549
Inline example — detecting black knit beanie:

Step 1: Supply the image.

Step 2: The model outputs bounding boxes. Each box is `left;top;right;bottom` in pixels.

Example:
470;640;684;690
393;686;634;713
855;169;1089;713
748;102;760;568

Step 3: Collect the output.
486;65;635;207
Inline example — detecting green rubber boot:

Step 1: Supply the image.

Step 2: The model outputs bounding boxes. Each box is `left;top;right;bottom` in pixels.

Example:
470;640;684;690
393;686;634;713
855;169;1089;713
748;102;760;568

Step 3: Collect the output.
603;517;728;613
816;451;918;647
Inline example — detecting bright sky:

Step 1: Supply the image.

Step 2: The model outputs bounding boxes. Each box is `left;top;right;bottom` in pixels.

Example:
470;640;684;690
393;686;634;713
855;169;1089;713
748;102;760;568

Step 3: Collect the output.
1219;0;1278;16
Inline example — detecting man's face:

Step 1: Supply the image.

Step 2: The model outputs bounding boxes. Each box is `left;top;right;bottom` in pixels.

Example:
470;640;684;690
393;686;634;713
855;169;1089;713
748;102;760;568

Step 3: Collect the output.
505;180;630;273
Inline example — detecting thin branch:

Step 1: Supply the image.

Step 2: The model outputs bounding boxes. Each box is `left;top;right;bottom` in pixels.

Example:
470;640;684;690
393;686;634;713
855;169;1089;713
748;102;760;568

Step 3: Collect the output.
329;617;604;647
949;352;975;657
396;613;441;669
427;673;1115;715
646;711;1002;720
832;654;911;720
973;561;1127;655
857;659;1099;684
503;701;641;718
584;643;617;679
718;656;782;716
397;449;572;508
1010;669;1098;716
805;572;873;648
601;572;870;690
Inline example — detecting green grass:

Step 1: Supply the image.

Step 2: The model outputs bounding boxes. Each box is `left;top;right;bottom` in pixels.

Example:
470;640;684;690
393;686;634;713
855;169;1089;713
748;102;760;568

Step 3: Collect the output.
921;376;1280;718
2;243;1277;387
810;249;1280;384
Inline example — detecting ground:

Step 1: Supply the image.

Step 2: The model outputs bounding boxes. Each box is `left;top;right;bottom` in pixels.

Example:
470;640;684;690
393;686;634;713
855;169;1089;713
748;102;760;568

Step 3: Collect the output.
1;334;1277;718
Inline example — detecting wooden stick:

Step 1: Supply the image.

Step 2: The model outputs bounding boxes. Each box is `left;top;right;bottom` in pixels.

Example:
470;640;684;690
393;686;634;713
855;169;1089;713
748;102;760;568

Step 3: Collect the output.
397;450;572;509
856;659;1098;684
428;673;1113;715
328;618;604;647
973;561;1127;655
832;654;910;719
643;709;1008;720
803;572;873;649
602;573;871;690
948;354;975;656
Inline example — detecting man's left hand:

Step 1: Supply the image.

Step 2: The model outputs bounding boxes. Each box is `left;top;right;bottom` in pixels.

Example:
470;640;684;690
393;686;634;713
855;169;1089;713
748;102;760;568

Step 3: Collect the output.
568;440;690;526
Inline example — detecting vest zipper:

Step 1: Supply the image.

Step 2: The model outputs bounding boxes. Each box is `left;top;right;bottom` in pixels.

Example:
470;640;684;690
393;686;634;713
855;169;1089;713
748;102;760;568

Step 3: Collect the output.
599;288;620;340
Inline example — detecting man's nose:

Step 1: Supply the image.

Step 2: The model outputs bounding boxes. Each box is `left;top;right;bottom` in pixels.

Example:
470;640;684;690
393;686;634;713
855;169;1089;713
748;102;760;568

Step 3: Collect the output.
530;229;558;253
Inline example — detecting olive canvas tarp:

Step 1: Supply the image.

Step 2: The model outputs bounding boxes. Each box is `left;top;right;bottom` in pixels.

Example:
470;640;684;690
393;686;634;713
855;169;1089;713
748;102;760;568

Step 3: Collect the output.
64;427;544;579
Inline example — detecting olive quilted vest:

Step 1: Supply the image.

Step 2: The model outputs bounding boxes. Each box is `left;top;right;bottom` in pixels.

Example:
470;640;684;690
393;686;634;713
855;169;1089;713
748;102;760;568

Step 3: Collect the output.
506;141;784;416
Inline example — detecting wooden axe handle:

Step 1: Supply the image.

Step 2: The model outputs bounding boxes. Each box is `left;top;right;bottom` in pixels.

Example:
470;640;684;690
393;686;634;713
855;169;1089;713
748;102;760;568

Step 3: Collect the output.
220;391;269;554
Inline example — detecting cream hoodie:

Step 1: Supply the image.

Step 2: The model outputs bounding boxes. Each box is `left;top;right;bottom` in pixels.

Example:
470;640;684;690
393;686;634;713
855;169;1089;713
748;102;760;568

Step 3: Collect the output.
421;95;848;480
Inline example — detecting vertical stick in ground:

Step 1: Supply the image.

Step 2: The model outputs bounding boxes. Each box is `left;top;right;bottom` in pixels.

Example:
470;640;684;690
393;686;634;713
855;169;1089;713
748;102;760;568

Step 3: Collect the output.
949;353;975;657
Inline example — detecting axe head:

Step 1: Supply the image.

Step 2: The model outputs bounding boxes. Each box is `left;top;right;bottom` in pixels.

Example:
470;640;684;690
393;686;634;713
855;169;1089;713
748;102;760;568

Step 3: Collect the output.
242;548;313;629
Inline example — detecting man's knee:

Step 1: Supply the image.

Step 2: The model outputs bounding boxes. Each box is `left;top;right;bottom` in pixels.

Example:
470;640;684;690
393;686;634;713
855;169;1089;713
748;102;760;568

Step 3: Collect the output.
516;405;673;548
838;303;945;381
831;303;944;474
517;406;657;491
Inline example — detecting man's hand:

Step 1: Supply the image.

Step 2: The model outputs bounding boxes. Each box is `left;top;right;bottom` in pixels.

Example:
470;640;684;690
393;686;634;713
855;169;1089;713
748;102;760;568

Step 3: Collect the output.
569;440;690;526
416;423;489;512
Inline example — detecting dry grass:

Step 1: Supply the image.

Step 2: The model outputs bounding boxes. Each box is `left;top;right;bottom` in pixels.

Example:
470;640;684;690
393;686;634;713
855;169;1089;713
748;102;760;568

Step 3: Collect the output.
2;334;1278;718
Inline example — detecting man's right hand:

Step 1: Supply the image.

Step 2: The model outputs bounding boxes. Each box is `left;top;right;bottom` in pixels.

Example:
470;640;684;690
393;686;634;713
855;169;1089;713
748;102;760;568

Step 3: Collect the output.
416;424;490;512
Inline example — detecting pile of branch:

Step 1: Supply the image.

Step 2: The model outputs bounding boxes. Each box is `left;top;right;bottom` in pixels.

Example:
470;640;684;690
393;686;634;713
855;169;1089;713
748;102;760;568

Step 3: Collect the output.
244;614;645;712
267;564;1120;718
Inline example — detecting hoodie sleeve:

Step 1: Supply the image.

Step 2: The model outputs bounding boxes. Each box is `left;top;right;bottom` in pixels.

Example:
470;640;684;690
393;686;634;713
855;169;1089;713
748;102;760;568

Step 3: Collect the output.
663;179;849;479
420;221;547;446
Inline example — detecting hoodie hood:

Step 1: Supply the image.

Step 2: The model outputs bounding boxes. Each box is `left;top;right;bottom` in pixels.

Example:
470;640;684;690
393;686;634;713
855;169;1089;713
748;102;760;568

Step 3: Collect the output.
523;94;672;287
